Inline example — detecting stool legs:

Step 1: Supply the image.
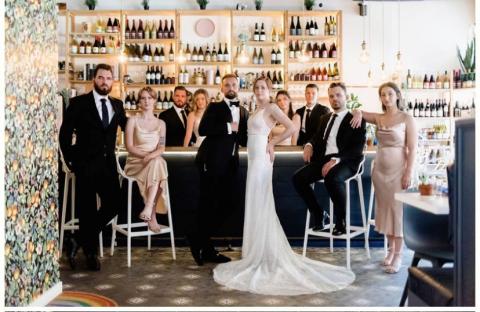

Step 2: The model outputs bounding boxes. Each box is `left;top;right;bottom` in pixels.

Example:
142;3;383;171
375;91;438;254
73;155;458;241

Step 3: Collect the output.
165;181;176;260
302;212;311;257
357;176;370;259
59;173;71;256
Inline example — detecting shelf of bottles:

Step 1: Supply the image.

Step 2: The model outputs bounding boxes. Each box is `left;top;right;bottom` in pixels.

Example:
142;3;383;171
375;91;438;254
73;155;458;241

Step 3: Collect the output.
285;11;341;109
66;11;123;95
121;11;177;110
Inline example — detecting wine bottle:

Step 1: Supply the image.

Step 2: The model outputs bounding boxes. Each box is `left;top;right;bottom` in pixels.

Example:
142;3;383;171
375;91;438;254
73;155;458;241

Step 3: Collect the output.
443;70;450;89
113;18;119;33
217;43;223;62
205;44;211;62
423;74;429;89
125;20;131;40
254;23;260;41
313;43;319;58
429;74;435;89
271;48;277;64
260;23;266;41
272;71;279;89
276;48;281;65
224;43;230;62
157;20;163;39
169;19;175;38
329;43;337;58
413;99;418;117
288;41;294;59
271;26;278;42
253;48;258;64
159;46;165;62
92;38;99;54
107;18;113;33
320;43;328;58
324;17;329;36
163;19;169;38
406;69;412;89
131;20;137;39
169;43;174;62
156;91;162;109
211;44;217;62
309;20;315;36
100;38;106;54
294;40;301;59
296;16;302;35
290;16;295;36
192;46;198;62
155;66;161;84
215;66;221;85
138;20;144;40
125;92;131;110
258;48;264;64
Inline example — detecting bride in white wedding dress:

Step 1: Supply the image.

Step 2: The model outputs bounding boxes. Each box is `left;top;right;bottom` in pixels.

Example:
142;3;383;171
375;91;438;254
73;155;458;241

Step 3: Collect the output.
213;77;355;296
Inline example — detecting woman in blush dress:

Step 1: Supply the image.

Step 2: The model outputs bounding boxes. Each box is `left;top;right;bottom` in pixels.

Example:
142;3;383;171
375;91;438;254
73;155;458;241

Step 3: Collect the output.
350;82;417;273
183;89;209;147
269;90;298;145
124;87;168;233
213;77;355;295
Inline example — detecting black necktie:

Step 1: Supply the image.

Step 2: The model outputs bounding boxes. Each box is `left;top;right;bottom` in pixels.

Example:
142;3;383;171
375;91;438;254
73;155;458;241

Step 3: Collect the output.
323;113;338;141
305;108;311;132
100;98;109;128
229;101;240;107
181;109;187;128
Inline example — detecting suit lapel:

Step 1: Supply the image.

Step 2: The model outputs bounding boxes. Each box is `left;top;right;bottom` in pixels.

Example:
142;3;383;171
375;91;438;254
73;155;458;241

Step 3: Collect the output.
336;112;351;146
88;92;104;129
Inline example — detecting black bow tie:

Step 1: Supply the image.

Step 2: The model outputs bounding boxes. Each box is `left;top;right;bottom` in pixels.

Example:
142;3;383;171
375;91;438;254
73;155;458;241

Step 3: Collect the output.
229;101;240;107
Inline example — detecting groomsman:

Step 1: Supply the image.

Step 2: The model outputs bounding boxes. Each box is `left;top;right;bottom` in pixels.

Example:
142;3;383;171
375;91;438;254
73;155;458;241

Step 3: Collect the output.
59;64;127;270
159;86;195;146
293;82;366;235
188;74;249;265
294;84;330;146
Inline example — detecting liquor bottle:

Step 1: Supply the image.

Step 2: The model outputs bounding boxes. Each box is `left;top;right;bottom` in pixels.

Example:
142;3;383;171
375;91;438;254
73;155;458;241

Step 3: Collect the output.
205;44;211;62
260;23;266;41
138;20;144;40
442;70;450;89
289;16;295;36
223;43;230;62
100;38;106;54
276;48;282;64
288;41;294;59
198;46;204;62
253;48;258;65
159;46;165;62
254;23;260;41
271;48;277;64
211;44;217;62
217;43;223;62
215;66;221;85
169;19;175;38
157;20;163;39
423;74;429;89
406;69;412;89
107;18;113;33
131;20;137;39
324;17;329;36
113;18;119;33
429;75;435;89
329;43;337;58
296;16;302;35
258;48;265;64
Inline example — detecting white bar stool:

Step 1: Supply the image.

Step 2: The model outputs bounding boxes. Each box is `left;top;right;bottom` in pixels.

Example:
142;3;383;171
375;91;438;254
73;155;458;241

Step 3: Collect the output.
110;151;176;267
365;159;388;256
302;156;370;270
59;151;104;257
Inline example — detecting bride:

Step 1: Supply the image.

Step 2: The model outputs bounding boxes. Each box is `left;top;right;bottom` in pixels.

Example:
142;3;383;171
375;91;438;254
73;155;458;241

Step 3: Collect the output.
213;77;355;295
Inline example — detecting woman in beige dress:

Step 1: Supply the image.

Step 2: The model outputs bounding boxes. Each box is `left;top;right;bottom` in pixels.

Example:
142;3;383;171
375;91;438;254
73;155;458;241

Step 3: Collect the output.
269;90;297;145
183;89;209;147
124;87;168;233
351;82;417;273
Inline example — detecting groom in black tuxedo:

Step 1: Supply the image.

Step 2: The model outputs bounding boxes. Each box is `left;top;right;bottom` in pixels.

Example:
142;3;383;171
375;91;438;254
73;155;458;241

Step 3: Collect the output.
188;74;248;265
59;64;127;270
293;82;366;236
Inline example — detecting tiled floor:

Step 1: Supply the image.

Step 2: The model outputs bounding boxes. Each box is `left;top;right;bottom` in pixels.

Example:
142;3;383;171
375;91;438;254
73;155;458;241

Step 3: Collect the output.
59;246;414;307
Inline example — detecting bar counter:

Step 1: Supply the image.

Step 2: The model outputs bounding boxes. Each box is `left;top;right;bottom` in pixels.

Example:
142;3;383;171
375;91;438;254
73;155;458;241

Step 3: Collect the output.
113;147;379;245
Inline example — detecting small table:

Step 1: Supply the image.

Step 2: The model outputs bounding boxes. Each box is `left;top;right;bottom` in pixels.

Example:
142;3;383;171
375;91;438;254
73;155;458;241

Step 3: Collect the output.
394;192;449;215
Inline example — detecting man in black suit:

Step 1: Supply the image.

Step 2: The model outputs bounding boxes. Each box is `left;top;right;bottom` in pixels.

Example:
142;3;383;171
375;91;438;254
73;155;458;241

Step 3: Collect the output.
295;83;330;146
293;82;366;235
188;74;248;265
158;86;194;146
59;64;127;270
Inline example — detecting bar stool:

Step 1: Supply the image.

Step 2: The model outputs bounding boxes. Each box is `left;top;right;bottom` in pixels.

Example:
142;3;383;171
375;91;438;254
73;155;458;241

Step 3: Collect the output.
110;151;176;267
59;151;104;257
365;159;388;256
302;156;370;270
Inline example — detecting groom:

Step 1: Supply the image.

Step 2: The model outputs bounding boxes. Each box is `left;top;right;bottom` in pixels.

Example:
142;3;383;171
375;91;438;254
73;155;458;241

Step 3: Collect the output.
293;82;366;236
188;74;249;265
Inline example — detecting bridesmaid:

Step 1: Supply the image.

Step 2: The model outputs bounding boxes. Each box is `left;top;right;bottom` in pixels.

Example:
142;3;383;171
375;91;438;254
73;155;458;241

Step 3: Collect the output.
183;89;209;147
269;90;297;145
350;82;417;273
124;87;168;233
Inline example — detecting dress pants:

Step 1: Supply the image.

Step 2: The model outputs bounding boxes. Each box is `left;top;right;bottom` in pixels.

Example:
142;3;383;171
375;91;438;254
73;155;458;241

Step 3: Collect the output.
293;158;356;224
75;159;120;255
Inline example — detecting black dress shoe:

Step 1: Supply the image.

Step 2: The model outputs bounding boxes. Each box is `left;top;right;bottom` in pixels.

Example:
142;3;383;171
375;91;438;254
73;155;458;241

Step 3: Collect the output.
332;221;346;236
86;254;101;271
189;246;203;266
66;237;79;270
202;252;231;263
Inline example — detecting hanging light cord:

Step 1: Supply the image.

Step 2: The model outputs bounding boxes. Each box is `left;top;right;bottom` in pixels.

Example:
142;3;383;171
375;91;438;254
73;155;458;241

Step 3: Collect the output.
398;0;401;53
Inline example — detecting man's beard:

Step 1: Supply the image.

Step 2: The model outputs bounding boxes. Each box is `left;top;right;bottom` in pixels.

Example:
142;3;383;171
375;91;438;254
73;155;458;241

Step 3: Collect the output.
94;82;112;95
225;90;237;100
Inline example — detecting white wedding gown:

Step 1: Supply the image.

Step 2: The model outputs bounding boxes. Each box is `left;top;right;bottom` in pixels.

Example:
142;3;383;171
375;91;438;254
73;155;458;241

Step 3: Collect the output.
213;107;355;296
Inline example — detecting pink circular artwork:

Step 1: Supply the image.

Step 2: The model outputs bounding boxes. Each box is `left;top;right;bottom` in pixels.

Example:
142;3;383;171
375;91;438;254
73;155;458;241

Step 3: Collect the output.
195;18;215;37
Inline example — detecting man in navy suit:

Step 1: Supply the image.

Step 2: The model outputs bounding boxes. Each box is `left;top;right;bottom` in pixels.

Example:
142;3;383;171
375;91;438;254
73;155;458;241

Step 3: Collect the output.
60;64;127;270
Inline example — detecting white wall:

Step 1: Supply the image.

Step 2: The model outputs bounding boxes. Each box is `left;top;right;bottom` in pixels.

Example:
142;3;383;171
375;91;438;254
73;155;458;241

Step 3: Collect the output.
64;0;475;110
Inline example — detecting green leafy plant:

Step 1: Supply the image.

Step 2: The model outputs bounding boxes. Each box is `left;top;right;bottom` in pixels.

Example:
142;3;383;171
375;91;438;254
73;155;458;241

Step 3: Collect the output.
142;0;150;10
254;0;263;10
197;0;209;10
418;173;430;185
457;37;475;73
346;93;363;110
85;0;97;10
305;0;315;10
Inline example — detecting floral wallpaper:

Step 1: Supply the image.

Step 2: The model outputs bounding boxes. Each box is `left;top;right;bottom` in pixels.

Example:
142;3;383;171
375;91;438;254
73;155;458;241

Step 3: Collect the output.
5;0;60;306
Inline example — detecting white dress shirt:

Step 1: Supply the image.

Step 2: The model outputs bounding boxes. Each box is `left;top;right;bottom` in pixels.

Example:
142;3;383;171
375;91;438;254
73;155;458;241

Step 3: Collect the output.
173;104;187;128
224;98;240;134
324;109;349;156
301;103;317;133
93;89;114;123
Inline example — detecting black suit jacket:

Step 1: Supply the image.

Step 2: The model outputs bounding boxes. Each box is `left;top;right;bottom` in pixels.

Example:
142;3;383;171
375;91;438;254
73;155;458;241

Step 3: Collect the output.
159;106;194;146
195;100;248;174
295;103;330;146
309;111;366;170
59;91;127;175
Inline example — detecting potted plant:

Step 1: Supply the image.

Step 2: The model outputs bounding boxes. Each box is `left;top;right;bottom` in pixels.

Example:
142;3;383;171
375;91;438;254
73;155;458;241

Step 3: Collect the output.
305;0;315;11
142;0;149;10
366;124;376;148
418;174;433;196
346;93;363;111
254;0;263;10
457;37;475;74
197;0;209;10
85;0;97;10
